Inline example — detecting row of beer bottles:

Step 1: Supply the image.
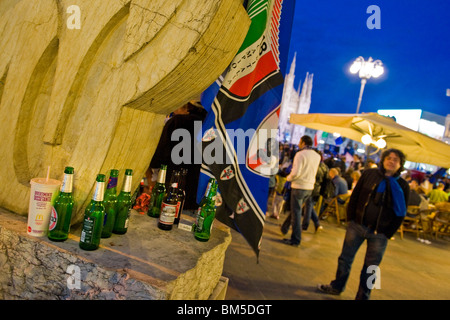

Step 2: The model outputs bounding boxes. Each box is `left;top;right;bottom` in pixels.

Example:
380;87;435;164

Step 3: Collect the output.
147;165;187;231
145;165;218;241
46;167;134;251
78;169;134;251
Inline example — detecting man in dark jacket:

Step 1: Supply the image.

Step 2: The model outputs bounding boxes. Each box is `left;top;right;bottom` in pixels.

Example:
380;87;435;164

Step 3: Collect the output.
148;101;207;210
318;148;409;300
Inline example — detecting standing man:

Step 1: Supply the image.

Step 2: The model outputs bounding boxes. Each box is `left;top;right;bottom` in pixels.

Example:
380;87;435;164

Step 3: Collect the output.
318;148;409;300
281;135;320;246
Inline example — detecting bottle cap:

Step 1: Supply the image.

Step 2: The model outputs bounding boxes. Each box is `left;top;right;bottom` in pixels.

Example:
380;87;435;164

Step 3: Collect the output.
64;166;74;174
96;174;106;182
125;169;133;175
110;169;119;177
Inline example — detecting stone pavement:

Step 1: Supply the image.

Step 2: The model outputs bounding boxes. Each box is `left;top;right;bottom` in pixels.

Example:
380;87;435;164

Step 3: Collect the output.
221;210;450;300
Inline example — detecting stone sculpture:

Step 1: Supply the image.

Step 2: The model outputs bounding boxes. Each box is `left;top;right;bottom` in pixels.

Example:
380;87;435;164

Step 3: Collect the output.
0;0;250;223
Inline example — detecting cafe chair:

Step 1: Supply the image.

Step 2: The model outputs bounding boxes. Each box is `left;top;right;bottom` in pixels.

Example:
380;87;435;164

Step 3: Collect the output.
433;210;450;240
418;208;435;241
321;194;351;225
399;206;421;239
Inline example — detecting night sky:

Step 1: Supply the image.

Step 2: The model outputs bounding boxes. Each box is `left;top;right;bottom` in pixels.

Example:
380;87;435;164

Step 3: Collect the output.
288;0;450;117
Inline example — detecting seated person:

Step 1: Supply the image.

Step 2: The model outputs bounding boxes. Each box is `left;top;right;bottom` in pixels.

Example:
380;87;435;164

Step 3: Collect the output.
320;168;349;218
330;168;349;203
427;182;449;204
408;179;429;213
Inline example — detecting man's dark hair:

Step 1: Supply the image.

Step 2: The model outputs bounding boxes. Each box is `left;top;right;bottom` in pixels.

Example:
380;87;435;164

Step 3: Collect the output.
301;135;313;147
380;148;406;174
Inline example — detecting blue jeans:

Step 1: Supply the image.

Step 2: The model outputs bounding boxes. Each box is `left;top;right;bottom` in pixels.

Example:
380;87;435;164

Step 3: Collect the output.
286;188;312;245
302;196;320;230
330;221;388;300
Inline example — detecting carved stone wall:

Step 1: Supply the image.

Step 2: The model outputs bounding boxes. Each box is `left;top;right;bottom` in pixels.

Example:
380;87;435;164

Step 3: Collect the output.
0;0;250;223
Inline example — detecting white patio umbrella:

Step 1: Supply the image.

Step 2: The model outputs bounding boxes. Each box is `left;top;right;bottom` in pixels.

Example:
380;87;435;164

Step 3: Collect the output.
289;112;450;168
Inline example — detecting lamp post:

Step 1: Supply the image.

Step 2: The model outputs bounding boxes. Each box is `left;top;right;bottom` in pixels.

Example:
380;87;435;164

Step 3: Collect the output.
349;56;384;113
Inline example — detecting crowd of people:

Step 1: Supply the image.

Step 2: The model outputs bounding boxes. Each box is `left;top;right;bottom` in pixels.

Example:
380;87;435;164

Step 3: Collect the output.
268;141;450;221
268;141;381;223
267;136;449;300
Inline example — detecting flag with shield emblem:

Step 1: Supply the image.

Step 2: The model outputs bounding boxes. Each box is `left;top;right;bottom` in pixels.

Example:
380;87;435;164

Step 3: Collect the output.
197;0;296;258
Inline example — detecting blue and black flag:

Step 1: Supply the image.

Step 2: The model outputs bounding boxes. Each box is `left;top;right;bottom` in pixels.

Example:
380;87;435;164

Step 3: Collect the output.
197;0;296;258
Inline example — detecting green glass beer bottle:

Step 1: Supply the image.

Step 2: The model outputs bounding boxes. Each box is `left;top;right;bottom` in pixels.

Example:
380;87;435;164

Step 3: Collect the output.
113;169;133;234
158;170;180;231
194;180;218;242
193;178;215;232
101;169;119;238
147;165;167;218
79;174;106;251
48;166;75;242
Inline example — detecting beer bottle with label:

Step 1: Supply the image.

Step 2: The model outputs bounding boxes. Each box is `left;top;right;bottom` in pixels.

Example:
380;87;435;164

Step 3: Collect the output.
113;169;133;234
147;165;167;218
193;178;215;231
158;170;180;230
174;168;187;225
101;169;119;238
194;180;218;242
79;174;106;251
48;166;75;242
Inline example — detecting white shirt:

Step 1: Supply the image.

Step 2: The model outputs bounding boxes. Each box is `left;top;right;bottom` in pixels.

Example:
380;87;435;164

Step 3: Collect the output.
286;148;321;190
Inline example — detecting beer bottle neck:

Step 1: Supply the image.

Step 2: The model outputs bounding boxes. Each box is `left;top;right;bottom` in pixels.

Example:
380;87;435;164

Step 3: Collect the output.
92;181;105;201
157;169;166;184
61;173;73;193
204;182;212;198
107;176;118;190
206;185;217;202
122;174;132;193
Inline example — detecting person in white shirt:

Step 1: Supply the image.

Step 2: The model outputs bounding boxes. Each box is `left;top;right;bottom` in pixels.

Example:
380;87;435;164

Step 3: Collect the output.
281;135;321;246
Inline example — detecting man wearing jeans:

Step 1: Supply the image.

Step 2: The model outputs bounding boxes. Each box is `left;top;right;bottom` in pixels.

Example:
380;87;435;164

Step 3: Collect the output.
281;135;320;246
318;148;409;300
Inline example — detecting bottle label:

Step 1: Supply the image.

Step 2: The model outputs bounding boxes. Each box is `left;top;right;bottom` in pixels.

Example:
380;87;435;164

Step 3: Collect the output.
195;207;202;224
80;217;95;243
158;169;166;184
107;177;118;189
197;215;205;231
123;175;132;193
61;174;73;193
92;182;105;201
175;201;182;218
49;207;58;231
159;203;177;225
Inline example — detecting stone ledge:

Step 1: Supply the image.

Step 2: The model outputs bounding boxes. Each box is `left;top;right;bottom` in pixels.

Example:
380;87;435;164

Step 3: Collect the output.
0;208;231;300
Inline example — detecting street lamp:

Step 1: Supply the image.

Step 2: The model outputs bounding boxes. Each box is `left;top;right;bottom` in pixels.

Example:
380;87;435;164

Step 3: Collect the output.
349;56;384;113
